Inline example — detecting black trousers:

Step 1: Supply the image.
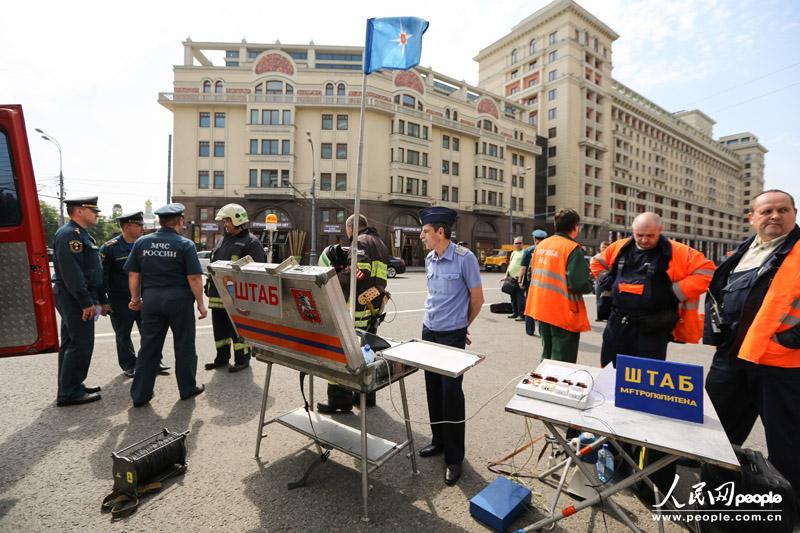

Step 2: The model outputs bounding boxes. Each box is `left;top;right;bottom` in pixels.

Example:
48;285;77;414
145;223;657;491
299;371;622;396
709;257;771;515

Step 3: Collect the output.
422;325;467;466
510;283;525;316
54;286;95;402
600;311;671;368
707;353;800;498
131;288;198;404
211;308;250;365
109;295;140;372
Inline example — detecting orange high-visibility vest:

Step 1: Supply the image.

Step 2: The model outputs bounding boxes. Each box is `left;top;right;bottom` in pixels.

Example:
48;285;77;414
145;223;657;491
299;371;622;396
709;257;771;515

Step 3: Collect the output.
738;240;800;367
525;235;590;333
590;237;715;343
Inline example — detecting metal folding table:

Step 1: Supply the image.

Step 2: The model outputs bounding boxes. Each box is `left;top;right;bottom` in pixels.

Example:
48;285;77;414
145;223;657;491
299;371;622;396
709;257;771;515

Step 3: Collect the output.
504;361;739;532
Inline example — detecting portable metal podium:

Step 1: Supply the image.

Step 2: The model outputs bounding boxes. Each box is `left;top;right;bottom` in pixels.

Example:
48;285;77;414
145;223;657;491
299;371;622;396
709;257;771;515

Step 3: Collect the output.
208;257;484;521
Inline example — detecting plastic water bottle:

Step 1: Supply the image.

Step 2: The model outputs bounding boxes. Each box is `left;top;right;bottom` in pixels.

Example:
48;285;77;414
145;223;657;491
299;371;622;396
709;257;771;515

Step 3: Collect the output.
361;344;376;363
596;444;614;483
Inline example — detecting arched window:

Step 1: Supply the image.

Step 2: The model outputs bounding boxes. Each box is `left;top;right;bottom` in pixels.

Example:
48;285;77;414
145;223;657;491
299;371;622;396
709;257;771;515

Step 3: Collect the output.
254;83;262;94
202;80;211;93
325;83;334;96
401;94;415;108
266;81;282;94
445;108;451;119
453;110;458;121
482;119;493;131
529;39;537;55
337;83;345;96
215;80;223;93
285;84;294;95
510;48;518;64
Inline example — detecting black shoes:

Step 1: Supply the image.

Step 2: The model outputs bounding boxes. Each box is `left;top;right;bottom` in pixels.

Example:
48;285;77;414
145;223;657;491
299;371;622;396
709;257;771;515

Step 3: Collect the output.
204;361;228;371
507;314;519;319
418;444;443;458
445;464;462;485
57;392;101;407
84;385;102;394
133;397;151;408
122;368;135;378
158;363;171;375
181;384;205;400
229;361;250;373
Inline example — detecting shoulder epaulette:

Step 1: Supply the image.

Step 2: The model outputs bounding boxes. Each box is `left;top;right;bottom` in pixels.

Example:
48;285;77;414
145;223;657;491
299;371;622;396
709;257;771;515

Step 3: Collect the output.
455;245;468;256
103;238;119;247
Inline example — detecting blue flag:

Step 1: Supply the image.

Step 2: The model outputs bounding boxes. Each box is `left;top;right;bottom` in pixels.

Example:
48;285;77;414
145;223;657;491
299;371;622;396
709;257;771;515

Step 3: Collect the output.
364;17;429;74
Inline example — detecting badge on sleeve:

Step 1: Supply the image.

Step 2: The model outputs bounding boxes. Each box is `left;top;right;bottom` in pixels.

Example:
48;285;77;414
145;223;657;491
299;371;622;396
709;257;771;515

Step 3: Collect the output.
69;240;83;253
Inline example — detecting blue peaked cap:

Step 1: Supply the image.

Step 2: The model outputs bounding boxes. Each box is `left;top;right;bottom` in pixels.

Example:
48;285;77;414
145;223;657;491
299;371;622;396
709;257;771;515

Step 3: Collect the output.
419;206;457;226
154;203;186;217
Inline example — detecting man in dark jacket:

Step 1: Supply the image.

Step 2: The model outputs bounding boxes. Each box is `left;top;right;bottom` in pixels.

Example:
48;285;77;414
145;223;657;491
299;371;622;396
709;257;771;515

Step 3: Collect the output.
317;214;390;413
204;204;266;373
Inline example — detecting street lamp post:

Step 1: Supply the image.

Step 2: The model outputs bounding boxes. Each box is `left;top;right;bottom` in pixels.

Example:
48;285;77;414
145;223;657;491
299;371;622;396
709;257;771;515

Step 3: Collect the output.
35;128;64;225
306;131;318;265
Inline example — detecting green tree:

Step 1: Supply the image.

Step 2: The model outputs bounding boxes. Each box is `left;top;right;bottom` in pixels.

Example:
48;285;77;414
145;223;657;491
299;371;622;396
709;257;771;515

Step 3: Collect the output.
91;215;120;244
40;201;59;246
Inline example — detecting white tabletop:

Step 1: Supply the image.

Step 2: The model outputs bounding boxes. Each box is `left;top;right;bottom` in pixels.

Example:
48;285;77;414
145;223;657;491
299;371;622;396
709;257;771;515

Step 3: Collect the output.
505;362;739;469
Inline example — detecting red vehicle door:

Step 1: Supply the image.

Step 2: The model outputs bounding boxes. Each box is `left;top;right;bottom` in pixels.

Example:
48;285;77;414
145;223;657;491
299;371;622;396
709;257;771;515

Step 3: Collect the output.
0;105;59;356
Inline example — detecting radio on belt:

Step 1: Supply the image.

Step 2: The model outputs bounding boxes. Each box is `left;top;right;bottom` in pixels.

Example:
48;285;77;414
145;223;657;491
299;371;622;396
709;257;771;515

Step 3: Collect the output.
207;256;485;522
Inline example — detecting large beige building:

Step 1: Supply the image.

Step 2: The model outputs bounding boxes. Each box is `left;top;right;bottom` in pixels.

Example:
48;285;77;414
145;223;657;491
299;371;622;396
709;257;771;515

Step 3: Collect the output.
161;0;765;264
474;0;764;260
160;41;542;265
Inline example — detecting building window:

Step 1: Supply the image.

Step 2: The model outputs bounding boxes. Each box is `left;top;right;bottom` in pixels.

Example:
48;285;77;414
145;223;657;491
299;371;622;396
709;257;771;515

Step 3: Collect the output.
548;50;557;63
321;173;331;191
199;112;210;127
214;112;225;128
548;127;557;138
249;169;257;187
249;139;258;154
548;89;557;101
337;114;348;130
214;142;224;157
422;153;428;167
510;48;518;64
442;186;449;201
452;187;459;203
548;146;557;157
519;175;525;188
199;141;209;157
548;32;557;45
283;110;291;124
442;135;450;149
198;171;209;189
325;83;334;97
335;173;347;191
548;70;558;82
548;108;557;120
322;114;333;130
281;169;290;187
422;180;428;197
442;160;450;174
336;143;347;159
215;81;223;94
453;137;460;151
337;83;346;97
266;81;282;94
529;39;537;55
202;80;211;93
321;143;332;159
453;111;458;121
249;109;258;125
263;110;279;125
548;165;556;177
281;140;291;155
407;150;420;166
213;171;224;188
261;139;279;155
423;125;429;140
452;162;459;176
548;184;556;196
407;122;420;138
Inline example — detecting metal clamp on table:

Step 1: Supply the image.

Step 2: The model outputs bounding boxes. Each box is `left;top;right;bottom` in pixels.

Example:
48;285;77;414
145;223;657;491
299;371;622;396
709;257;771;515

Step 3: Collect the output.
208;257;484;521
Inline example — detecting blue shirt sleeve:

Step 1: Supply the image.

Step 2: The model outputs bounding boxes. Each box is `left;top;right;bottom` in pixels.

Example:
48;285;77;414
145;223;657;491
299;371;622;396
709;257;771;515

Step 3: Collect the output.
124;241;141;273
521;247;534;268
462;252;482;290
184;240;203;275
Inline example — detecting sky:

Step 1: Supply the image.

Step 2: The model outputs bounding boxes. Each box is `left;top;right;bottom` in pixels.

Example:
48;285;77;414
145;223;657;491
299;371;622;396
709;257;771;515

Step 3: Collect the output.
2;0;798;216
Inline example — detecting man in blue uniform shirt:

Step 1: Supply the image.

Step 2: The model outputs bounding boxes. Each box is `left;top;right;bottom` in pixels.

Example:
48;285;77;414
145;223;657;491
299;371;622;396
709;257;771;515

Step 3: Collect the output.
417;206;484;486
100;211;170;378
124;203;207;407
52;196;106;406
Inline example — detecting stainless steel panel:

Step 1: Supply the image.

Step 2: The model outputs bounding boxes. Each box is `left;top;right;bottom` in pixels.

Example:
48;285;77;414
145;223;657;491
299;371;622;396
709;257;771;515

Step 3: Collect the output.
380;339;485;377
0;242;37;348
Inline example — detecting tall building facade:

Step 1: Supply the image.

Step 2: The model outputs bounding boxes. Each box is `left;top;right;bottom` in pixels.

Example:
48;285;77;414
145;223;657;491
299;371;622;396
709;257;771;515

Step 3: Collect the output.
160;41;542;265
474;0;765;260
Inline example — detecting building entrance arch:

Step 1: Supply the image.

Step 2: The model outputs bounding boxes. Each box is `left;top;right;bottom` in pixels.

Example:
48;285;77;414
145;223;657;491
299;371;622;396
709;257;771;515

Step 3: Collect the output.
472;220;498;265
388;213;424;267
252;206;294;263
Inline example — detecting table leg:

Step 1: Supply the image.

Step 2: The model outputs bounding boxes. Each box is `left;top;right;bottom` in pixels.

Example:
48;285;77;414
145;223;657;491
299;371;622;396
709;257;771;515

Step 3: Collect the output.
399;378;419;475
309;372;314;412
254;362;273;458
607;440;668;533
360;391;370;522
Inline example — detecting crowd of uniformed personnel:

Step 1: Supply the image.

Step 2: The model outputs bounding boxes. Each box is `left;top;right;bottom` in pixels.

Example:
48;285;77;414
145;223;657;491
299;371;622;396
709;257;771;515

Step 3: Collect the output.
50;190;800;500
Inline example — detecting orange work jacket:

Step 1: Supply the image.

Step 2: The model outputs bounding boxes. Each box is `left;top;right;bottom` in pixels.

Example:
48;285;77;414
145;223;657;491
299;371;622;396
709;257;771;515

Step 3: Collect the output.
525;235;590;333
590;237;714;343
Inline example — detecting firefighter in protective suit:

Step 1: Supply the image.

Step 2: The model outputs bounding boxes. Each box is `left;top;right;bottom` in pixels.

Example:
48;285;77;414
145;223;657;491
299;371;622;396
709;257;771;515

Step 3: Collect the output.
317;214;390;413
204;204;266;372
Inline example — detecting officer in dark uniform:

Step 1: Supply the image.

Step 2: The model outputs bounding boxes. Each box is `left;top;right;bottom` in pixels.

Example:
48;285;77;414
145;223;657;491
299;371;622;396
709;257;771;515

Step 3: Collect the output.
124;203;207;407
52;196;106;406
100;211;170;378
204;203;265;372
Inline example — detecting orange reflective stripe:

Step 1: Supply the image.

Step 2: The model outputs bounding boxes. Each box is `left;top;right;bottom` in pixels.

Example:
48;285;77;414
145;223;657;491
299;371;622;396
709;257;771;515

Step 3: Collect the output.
618;283;644;295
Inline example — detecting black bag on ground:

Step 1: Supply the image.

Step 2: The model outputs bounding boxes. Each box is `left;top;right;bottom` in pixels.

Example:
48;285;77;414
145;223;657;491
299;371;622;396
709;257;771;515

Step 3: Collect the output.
501;277;518;295
489;302;513;314
697;445;796;533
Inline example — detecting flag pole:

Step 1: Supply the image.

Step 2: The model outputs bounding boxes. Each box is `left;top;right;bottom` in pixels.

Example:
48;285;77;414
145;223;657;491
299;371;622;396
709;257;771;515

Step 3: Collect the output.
348;69;369;322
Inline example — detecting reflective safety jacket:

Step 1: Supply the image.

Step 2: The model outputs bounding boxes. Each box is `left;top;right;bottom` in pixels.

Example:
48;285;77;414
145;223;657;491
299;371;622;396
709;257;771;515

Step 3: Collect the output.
206;228;265;309
738;239;800;367
591;237;714;343
338;227;390;329
525;235;590;333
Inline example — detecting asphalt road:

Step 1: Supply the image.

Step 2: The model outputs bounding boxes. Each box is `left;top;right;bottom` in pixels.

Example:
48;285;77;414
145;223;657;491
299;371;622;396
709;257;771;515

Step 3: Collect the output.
0;271;769;532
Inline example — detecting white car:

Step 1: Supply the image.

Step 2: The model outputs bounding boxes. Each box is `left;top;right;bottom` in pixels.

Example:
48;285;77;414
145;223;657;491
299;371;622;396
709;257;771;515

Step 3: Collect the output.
197;250;212;273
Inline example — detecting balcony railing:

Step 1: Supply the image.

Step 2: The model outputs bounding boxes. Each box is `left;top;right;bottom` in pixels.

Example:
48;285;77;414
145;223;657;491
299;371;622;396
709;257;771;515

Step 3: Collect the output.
386;192;432;207
247;154;295;163
472;203;506;215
